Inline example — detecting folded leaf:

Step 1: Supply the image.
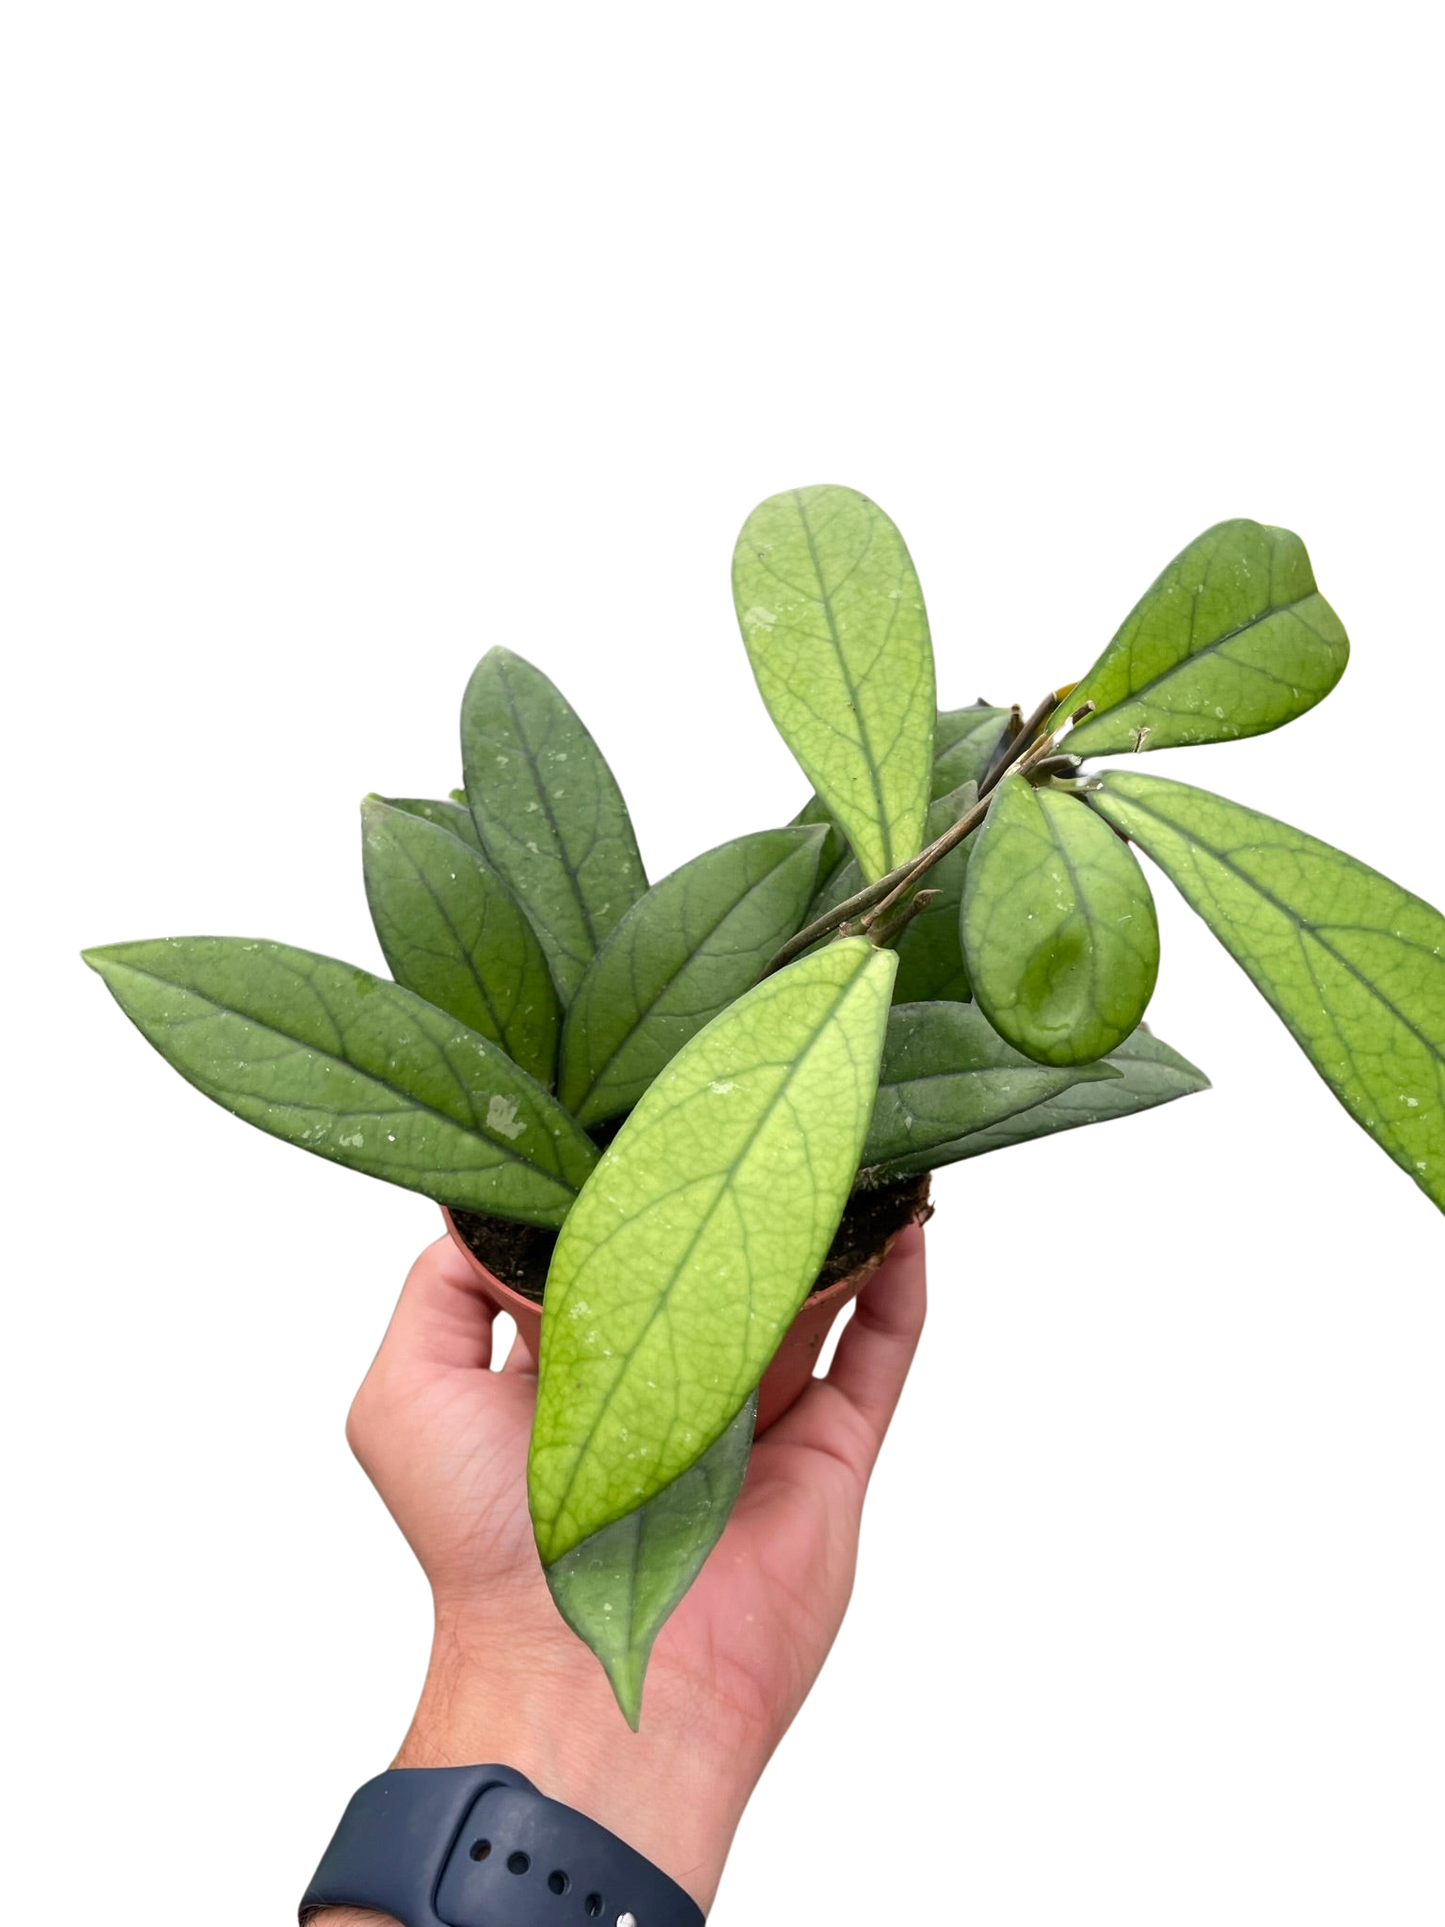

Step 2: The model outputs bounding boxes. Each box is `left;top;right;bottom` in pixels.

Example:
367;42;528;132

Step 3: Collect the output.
962;775;1160;1065
791;792;850;897
560;826;826;1127
83;937;597;1224
361;798;561;1085
545;1394;757;1729
868;1026;1208;1177
933;704;1012;798
733;485;936;883
860;1001;1120;1171
1086;772;1445;1213
1061;520;1349;756
529;936;896;1565
461;648;647;1003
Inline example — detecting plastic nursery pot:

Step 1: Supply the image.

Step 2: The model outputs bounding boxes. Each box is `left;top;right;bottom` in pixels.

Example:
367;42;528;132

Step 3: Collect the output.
440;1182;929;1435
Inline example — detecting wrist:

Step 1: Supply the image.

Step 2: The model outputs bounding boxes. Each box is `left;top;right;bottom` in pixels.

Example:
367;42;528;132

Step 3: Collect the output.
385;1605;753;1913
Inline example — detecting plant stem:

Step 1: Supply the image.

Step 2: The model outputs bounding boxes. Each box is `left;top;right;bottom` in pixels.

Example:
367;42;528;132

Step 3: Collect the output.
760;696;1095;978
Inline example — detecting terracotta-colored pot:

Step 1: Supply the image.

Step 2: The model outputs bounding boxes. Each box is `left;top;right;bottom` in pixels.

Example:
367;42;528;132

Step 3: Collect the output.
440;1204;919;1433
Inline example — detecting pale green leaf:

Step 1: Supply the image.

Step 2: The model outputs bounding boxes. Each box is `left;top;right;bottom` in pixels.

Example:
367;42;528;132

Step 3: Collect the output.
733;485;936;882
461;648;647;1003
559;826;826;1127
962;775;1160;1065
1061;520;1349;757
361;797;561;1085
82;937;597;1224
529;937;896;1564
1087;772;1445;1213
868;1025;1208;1177
545;1394;756;1729
860;1001;1120;1172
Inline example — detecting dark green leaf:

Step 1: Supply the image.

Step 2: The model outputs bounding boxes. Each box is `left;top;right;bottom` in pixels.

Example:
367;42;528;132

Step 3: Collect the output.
791;791;850;893
361;797;561;1085
545;1395;756;1730
932;704;1012;798
381;795;483;853
868;1026;1208;1177
83;937;597;1224
962;775;1160;1065
560;826;826;1127
460;648;647;1003
860;1000;1120;1172
892;783;979;1004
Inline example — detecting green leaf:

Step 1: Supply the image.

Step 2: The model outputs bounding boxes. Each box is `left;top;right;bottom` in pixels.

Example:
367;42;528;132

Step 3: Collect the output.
83;937;597;1224
892;783;979;1004
860;1000;1120;1172
529;936;896;1565
545;1394;756;1729
932;704;1012;798
791;792;850;894
461;647;647;1003
733;485;936;883
380;794;483;853
868;1025;1208;1178
962;774;1160;1066
1061;520;1349;757
1086;772;1445;1213
361;797;561;1086
559;826;827;1128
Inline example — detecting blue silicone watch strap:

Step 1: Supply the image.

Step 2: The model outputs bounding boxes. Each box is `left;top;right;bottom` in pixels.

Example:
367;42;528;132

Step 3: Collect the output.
300;1766;706;1926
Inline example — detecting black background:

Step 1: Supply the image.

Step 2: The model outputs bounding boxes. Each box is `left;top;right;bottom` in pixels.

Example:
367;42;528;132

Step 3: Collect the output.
76;447;1441;1911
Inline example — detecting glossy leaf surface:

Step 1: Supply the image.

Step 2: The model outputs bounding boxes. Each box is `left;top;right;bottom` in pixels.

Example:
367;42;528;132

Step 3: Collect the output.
870;1026;1208;1177
733;485;935;883
560;826;826;1127
860;1001;1120;1172
461;648;646;1003
529;937;896;1564
1062;520;1349;756
963;775;1160;1065
1088;772;1445;1213
361;797;561;1085
83;938;596;1223
545;1395;756;1729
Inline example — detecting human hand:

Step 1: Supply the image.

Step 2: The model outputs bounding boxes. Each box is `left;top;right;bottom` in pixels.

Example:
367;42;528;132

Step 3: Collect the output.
317;1220;927;1922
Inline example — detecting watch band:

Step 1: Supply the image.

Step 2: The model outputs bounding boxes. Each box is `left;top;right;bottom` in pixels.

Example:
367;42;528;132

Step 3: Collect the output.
300;1766;706;1926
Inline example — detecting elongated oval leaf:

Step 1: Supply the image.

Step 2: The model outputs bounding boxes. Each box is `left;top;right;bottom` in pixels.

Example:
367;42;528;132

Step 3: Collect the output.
559;825;826;1127
380;794;483;852
1086;772;1445;1213
361;798;561;1085
1060;520;1349;757
962;775;1160;1065
868;1025;1208;1178
83;937;597;1224
733;485;936;883
461;648;647;1003
860;1001;1120;1171
545;1394;756;1730
529;936;897;1565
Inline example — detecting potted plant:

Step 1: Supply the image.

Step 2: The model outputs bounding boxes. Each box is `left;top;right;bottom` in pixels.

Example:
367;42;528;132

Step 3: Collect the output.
85;484;1443;1728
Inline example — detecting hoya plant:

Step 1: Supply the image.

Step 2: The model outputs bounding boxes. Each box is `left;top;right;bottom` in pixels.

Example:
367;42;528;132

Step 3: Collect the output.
86;486;1443;1727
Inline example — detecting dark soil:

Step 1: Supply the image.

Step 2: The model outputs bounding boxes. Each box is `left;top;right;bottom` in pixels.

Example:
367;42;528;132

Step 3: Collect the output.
451;1169;933;1307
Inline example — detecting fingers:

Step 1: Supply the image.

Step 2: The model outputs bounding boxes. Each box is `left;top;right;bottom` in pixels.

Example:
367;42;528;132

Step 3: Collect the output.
368;1233;504;1381
774;1225;932;1464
